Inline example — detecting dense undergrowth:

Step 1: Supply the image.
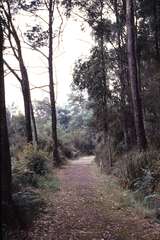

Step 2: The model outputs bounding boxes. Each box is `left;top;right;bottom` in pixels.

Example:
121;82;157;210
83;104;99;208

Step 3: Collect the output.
2;143;61;239
96;144;160;221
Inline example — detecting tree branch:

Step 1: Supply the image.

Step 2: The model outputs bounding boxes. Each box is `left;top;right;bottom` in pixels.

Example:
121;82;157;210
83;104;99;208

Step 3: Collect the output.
4;59;22;82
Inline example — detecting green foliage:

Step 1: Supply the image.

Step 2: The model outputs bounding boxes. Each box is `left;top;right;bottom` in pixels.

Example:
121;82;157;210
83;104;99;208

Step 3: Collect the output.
37;175;60;192
17;144;49;173
27;150;49;176
33;94;95;157
12;170;39;190
117;149;160;189
12;145;50;191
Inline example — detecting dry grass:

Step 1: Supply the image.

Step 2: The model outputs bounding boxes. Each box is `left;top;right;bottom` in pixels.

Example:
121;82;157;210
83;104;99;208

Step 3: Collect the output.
94;164;156;219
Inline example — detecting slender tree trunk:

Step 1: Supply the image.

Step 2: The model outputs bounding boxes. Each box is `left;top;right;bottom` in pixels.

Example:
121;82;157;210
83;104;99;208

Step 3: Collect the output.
3;2;33;143
48;0;60;166
4;58;38;145
108;134;112;167
126;0;147;150
0;17;12;214
20;68;33;143
31;104;38;146
153;0;160;58
99;0;113;167
125;66;137;145
15;35;33;143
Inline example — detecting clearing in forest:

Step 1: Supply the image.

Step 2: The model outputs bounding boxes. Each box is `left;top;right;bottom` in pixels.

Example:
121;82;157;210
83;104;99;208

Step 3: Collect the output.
19;156;160;240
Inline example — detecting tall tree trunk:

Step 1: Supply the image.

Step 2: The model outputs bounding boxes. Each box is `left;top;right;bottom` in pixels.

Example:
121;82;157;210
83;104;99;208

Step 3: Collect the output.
114;0;130;150
153;0;160;58
100;0;108;143
126;0;147;150
48;0;60;166
99;0;113;167
0;17;12;217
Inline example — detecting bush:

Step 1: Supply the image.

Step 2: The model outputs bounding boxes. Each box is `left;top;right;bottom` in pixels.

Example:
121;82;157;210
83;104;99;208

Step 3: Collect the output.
19;144;49;176
59;142;73;159
13;190;44;227
12;171;39;191
27;151;49;176
12;145;50;190
119;150;159;184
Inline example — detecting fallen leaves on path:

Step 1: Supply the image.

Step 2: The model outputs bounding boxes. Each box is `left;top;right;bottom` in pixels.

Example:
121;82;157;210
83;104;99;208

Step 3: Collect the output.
11;156;160;240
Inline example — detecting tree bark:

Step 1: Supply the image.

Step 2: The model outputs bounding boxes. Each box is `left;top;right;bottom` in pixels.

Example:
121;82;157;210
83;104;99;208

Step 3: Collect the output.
48;0;60;166
99;0;108;143
20;69;33;143
0;16;12;210
126;0;147;150
12;29;33;143
31;103;38;146
4;59;38;145
153;0;160;58
114;0;130;150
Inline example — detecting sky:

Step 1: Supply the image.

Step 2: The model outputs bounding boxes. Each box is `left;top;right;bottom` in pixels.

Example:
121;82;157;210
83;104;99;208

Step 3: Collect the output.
4;9;94;112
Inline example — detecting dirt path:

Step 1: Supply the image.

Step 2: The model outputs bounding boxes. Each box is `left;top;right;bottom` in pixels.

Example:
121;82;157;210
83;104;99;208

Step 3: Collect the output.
25;156;160;240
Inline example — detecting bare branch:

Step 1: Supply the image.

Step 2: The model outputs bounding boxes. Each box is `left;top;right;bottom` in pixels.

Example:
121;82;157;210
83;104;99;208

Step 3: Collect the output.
30;84;49;90
30;83;49;93
4;59;22;82
28;10;49;25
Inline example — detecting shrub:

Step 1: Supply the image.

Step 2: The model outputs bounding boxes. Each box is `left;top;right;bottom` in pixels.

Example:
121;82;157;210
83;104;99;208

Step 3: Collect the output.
12;145;50;190
27;151;49;176
117;149;160;191
12;171;39;191
13;190;44;227
37;175;60;192
19;144;49;176
59;141;73;159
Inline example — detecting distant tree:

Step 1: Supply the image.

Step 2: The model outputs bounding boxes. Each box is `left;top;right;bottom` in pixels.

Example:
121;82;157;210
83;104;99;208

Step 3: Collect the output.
34;98;51;123
57;107;71;129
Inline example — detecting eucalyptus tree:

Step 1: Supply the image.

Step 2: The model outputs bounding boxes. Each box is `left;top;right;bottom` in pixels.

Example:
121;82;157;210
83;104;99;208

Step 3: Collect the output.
126;0;147;150
111;0;130;149
63;0;113;142
48;0;61;165
19;0;62;165
1;1;35;144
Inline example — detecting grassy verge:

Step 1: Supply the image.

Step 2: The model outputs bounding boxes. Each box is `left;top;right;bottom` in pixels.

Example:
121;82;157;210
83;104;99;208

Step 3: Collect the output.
94;164;157;220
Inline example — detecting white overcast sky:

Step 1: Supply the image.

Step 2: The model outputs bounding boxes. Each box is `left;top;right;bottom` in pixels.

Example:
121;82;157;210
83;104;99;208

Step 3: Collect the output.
4;8;94;112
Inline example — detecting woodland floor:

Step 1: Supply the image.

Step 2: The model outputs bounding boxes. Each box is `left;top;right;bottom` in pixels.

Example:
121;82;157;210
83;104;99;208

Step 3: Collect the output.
13;156;160;240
